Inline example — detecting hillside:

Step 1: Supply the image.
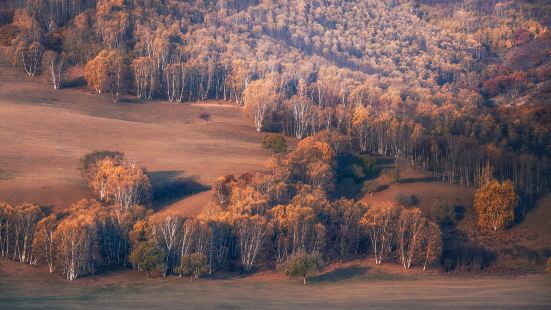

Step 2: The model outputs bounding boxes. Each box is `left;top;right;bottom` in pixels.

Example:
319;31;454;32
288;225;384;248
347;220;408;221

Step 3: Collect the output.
0;57;270;213
0;0;550;301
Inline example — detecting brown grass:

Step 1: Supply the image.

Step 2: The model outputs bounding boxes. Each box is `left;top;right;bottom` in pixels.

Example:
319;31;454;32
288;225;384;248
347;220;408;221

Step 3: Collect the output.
0;60;270;215
1;259;550;309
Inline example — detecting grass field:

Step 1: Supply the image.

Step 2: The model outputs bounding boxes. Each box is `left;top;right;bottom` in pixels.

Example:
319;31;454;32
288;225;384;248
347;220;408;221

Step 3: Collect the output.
1;260;550;309
0;60;270;215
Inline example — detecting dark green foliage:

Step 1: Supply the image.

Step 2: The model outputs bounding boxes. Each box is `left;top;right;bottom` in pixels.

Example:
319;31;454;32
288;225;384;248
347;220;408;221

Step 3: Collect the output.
262;134;288;153
430;201;457;225
338;154;375;181
129;242;166;278
285;251;324;285
176;253;209;281
358;154;376;173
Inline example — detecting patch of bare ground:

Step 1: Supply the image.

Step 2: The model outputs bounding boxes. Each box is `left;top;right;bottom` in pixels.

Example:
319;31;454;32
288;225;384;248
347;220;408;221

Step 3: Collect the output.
0;59;270;214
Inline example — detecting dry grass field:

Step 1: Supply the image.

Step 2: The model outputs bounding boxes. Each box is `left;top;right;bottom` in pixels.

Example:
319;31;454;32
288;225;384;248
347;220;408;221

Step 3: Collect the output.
1;260;550;309
0;60;270;215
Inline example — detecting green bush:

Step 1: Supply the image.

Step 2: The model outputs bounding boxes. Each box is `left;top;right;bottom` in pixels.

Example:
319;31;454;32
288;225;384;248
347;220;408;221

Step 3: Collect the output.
176;253;209;281
285;251;324;285
430;201;457;225
128;242;166;278
262;134;288;153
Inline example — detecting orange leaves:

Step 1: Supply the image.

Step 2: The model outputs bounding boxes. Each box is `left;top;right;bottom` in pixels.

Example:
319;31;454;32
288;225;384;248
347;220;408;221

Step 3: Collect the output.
213;175;236;205
85;49;126;99
474;179;518;231
88;157;151;210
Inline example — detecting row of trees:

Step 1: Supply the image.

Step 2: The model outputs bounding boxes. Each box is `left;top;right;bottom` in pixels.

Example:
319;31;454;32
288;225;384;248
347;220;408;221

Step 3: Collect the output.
0;196;441;280
0;137;444;280
0;199;148;280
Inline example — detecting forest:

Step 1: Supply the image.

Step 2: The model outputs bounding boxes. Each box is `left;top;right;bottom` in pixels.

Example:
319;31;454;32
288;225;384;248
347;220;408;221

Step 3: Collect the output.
0;0;550;281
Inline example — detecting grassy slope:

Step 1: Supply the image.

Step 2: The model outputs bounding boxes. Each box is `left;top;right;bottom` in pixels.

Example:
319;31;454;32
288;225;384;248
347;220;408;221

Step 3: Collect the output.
0;58;270;215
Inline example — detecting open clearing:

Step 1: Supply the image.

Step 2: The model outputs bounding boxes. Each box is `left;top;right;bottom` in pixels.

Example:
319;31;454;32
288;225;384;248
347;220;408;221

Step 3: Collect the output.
1;260;550;309
0;61;270;215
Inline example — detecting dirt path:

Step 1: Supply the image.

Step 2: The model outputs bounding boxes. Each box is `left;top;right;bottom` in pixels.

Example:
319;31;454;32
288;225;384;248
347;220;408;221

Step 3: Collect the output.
0;260;549;309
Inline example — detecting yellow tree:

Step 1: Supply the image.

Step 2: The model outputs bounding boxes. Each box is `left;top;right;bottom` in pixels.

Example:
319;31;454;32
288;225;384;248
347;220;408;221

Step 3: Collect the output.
0;202;15;258
85;49;127;103
474;180;518;231
12;203;42;264
31;214;58;272
53;199;101;280
360;202;401;265
352;104;371;152
398;208;427;269
234;214;271;272
422;221;442;271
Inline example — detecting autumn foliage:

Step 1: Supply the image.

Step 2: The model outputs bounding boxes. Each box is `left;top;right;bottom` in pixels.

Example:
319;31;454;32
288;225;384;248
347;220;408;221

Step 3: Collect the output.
474;180;518;231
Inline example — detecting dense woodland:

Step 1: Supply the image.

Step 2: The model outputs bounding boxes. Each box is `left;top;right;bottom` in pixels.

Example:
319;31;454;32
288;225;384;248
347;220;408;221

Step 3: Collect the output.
0;0;550;279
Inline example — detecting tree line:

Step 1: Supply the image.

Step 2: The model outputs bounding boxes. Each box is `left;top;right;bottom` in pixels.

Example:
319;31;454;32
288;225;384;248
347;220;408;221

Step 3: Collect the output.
0;140;444;281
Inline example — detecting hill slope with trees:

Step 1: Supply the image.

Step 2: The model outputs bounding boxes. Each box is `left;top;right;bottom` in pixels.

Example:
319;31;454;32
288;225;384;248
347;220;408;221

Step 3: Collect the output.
0;0;550;281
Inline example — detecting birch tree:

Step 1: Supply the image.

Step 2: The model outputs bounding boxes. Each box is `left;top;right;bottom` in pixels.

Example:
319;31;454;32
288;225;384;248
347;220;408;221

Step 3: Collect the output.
31;214;58;272
44;50;64;90
360;202;400;265
235;214;270;273
244;79;277;132
398;208;426;269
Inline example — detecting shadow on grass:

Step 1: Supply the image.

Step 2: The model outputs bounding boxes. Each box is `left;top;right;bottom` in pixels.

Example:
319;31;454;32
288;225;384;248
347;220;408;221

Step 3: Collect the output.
310;265;368;283
148;170;211;211
63;76;86;88
398;176;438;184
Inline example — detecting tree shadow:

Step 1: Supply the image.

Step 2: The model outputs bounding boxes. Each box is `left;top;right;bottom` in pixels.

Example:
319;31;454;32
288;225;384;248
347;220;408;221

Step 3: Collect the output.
39;205;55;216
398;176;438;184
62;76;86;88
0;168;16;180
309;265;368;283
148;170;211;211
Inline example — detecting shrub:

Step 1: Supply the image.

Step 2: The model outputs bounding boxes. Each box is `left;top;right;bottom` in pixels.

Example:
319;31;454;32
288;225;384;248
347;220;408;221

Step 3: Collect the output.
385;167;401;183
262;134;288;153
129;242;166;278
176;253;209;282
363;180;381;196
547;258;551;273
199;112;211;123
395;193;417;207
285;251;324;285
430;201;456;225
358;154;376;173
